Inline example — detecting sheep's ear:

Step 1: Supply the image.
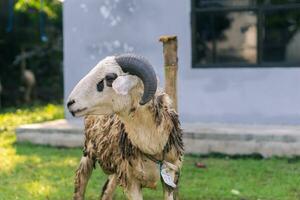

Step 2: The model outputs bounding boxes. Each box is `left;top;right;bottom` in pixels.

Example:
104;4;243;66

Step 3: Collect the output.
112;75;138;95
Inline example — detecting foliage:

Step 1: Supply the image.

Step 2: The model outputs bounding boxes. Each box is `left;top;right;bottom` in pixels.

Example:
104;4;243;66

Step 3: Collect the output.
1;105;300;199
0;0;63;107
15;0;60;19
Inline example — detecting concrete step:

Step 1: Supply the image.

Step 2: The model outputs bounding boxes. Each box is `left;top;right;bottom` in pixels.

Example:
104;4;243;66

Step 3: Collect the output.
16;119;300;157
16;119;84;148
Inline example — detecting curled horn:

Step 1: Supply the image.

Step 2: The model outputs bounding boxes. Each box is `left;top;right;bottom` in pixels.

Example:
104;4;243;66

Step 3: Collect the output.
115;54;157;105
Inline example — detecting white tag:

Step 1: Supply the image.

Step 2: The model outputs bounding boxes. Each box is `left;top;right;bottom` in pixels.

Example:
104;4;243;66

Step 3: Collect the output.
160;165;176;188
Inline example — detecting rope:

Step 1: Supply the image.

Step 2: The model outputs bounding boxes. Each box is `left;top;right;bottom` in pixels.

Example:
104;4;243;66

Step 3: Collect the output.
6;0;14;32
39;0;48;42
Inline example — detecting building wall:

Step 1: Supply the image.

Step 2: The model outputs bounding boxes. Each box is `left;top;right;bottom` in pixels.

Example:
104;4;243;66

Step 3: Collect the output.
64;0;300;125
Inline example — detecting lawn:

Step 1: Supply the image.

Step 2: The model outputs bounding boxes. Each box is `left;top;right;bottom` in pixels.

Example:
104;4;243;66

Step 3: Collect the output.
1;105;300;200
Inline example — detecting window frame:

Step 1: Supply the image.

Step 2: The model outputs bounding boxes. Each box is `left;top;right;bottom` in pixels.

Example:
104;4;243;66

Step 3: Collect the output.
191;0;300;68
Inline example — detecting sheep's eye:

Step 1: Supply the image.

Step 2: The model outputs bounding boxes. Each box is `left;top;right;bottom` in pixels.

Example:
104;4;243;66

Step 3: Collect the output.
105;73;118;87
97;80;104;92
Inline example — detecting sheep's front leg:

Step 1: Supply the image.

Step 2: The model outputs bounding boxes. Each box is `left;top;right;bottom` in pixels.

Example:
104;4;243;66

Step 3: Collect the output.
125;181;143;200
161;169;180;200
162;183;174;200
100;174;117;200
73;156;95;200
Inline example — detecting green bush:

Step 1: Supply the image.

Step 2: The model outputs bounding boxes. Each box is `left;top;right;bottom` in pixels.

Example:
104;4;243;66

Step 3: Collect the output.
0;0;63;107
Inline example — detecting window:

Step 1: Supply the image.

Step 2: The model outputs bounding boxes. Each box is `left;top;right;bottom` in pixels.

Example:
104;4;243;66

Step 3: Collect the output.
191;0;300;67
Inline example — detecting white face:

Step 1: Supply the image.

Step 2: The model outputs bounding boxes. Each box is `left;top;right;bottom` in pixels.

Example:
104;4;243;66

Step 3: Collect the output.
67;56;139;117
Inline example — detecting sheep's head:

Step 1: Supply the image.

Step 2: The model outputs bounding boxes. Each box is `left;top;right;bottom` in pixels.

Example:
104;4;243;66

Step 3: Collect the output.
67;54;157;117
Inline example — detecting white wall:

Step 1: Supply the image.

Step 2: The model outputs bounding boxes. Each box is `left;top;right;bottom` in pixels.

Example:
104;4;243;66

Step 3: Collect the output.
63;0;300;125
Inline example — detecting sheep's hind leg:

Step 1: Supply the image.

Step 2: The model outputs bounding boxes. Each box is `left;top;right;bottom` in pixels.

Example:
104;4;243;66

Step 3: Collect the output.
73;156;95;200
125;181;143;200
100;174;117;200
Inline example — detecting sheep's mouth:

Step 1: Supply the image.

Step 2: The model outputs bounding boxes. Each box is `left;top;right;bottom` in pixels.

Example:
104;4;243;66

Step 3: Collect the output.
70;107;88;117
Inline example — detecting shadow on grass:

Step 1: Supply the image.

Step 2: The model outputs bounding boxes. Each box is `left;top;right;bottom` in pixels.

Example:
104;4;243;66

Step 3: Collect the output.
2;142;300;200
188;152;300;164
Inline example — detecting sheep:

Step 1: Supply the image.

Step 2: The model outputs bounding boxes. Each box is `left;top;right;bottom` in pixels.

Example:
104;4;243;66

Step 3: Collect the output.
20;51;36;103
67;54;184;200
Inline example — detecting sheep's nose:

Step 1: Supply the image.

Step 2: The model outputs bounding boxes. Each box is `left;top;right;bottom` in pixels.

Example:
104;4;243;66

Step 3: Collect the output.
67;99;76;108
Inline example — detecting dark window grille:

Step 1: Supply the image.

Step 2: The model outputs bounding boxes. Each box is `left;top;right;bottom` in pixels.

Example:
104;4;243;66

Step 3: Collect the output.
191;0;300;68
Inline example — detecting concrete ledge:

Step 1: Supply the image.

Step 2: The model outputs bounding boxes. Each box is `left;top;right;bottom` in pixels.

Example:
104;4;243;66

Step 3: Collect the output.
16;119;84;147
183;123;300;157
16;120;300;157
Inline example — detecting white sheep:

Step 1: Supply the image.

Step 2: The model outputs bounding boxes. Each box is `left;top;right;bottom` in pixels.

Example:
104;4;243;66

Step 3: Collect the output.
20;53;36;103
67;54;184;200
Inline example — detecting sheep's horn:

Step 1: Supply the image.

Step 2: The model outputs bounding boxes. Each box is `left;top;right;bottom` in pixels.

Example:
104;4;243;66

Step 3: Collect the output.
115;54;157;105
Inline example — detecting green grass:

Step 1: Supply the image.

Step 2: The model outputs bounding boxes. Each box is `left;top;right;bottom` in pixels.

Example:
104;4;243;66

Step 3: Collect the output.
1;105;300;200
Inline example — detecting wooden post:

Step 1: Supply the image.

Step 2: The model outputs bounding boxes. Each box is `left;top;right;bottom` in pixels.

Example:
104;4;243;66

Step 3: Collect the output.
159;35;178;111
